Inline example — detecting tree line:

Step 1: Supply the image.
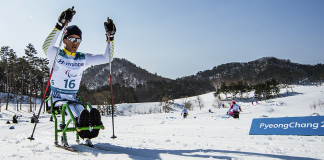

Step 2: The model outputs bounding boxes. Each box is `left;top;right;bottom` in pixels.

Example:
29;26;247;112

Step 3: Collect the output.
213;78;281;101
77;78;215;105
1;48;322;114
1;44;214;113
77;56;324;107
0;45;49;112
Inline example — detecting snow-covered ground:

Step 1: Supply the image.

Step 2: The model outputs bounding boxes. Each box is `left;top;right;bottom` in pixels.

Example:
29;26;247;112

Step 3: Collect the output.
1;85;324;160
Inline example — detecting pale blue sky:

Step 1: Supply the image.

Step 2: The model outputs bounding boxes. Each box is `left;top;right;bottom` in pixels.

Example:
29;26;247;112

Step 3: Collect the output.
0;0;323;79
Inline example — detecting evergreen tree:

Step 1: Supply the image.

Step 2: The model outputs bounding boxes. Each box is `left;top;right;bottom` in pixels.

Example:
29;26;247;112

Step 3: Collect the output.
8;49;18;110
0;46;10;110
17;57;28;110
269;78;280;97
254;83;263;100
39;58;49;112
219;82;229;100
229;82;238;99
24;43;38;112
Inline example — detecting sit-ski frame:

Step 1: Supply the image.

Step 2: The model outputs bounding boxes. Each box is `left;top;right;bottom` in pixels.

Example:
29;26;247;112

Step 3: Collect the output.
46;96;105;145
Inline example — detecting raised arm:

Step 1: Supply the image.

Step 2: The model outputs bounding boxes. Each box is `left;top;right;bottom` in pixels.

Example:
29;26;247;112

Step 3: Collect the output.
42;27;61;61
84;42;112;66
85;17;116;67
42;7;76;62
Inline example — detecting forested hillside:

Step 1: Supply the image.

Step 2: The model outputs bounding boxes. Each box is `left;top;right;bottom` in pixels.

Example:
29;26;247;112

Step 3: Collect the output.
184;57;324;87
1;44;323;107
81;58;171;89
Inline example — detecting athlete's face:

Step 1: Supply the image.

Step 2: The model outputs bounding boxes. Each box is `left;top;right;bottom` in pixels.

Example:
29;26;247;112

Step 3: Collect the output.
63;34;81;53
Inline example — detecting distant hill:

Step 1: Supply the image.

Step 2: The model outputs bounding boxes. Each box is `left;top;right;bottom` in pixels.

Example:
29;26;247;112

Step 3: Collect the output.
180;57;324;85
81;57;324;91
81;58;171;90
77;56;324;104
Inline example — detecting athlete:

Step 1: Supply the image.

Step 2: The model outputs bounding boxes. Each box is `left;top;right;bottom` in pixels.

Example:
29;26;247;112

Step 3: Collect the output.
181;109;189;118
227;101;242;117
42;7;116;144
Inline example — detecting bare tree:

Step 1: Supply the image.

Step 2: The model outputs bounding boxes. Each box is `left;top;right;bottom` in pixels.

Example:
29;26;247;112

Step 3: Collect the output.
160;94;172;113
182;96;193;111
212;97;222;109
0;96;5;112
195;95;204;110
211;77;222;92
148;107;153;114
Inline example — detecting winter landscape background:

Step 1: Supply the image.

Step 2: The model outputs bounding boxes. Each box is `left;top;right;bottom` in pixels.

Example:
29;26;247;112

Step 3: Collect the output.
0;1;323;159
0;85;324;159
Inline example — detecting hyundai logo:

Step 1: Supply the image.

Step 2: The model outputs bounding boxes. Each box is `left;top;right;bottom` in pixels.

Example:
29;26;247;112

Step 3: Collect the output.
57;59;64;64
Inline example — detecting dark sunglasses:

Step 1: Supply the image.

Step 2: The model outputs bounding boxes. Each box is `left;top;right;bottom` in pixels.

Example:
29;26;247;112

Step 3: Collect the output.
67;37;82;43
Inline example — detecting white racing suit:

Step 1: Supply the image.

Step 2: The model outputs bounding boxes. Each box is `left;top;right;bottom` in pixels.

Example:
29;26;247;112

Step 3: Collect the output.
227;104;241;116
43;27;112;118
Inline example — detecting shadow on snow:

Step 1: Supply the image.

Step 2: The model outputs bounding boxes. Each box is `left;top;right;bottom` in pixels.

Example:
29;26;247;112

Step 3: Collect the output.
73;142;317;160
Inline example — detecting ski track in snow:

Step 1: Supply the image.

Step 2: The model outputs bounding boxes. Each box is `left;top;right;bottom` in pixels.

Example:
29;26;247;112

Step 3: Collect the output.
0;85;324;159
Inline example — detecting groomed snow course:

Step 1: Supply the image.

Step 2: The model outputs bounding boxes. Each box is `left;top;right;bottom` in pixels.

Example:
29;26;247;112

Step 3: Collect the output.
0;85;324;159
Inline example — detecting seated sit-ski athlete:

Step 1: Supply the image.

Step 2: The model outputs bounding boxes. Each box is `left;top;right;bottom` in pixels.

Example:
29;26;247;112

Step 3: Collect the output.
227;100;242;117
42;7;116;145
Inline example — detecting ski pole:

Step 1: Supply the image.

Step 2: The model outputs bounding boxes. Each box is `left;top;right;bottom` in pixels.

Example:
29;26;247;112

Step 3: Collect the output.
110;67;117;139
28;25;68;141
107;17;117;139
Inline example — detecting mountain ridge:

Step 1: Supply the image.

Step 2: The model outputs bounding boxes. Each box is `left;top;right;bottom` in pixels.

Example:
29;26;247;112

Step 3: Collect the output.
81;58;171;90
81;57;324;90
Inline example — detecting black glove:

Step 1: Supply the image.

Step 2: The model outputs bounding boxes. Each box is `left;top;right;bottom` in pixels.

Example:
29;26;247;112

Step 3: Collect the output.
56;6;76;30
104;17;116;41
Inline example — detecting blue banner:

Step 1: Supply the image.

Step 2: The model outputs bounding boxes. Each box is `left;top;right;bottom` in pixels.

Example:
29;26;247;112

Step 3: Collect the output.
249;116;324;136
